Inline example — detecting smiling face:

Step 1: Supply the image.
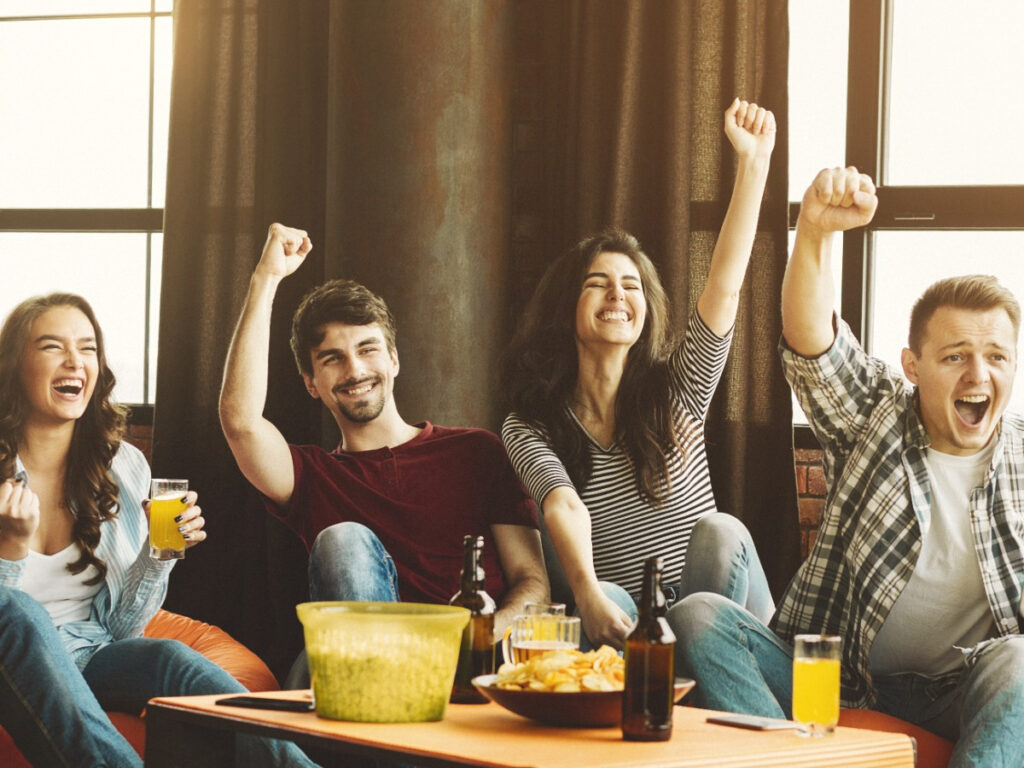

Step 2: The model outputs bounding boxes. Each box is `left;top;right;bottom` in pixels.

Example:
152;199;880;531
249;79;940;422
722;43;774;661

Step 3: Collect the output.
20;305;100;426
302;322;399;426
901;305;1018;455
575;251;647;350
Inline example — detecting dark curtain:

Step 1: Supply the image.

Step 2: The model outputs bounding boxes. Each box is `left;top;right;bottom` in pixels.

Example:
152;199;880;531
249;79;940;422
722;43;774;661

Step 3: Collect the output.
154;0;796;682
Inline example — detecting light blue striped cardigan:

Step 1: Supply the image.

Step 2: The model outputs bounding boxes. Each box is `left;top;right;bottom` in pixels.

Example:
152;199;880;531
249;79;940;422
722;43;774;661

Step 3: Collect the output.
0;442;176;670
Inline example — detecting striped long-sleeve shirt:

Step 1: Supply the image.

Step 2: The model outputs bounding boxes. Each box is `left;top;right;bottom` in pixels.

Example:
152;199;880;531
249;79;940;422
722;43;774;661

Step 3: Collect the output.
502;311;732;595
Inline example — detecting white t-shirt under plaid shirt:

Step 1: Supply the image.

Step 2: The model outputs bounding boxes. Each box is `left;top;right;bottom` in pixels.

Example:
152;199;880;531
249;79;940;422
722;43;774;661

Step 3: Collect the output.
775;318;1024;708
502;311;731;596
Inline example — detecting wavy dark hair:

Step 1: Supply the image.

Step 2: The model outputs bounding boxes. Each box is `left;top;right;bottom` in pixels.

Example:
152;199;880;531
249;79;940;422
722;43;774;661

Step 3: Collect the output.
501;228;683;504
0;293;127;584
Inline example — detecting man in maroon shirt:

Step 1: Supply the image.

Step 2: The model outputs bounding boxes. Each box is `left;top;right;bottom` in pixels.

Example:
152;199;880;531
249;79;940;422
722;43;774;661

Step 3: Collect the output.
219;223;549;683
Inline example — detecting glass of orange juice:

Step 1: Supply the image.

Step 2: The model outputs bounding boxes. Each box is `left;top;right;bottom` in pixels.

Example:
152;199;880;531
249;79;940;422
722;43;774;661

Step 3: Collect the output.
792;634;841;737
149;478;188;560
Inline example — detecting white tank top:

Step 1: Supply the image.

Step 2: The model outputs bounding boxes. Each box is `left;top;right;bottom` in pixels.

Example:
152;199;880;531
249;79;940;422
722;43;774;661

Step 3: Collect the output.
21;544;103;627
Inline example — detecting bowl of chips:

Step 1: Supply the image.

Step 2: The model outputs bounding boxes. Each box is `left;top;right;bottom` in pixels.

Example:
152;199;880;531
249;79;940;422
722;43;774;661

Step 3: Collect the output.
472;645;695;727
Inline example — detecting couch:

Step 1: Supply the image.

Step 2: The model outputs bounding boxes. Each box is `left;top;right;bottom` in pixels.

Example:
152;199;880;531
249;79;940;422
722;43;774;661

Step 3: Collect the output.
0;609;279;766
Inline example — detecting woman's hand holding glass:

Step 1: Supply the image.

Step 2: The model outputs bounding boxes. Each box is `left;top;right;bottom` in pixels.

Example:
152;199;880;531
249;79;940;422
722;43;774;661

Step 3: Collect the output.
145;486;206;560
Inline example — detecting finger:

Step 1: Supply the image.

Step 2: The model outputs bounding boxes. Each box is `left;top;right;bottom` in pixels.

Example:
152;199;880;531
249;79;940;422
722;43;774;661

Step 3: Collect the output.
181;490;198;507
840;167;862;208
724;96;741;122
858;172;877;195
180;515;205;537
812;168;835;204
184;529;207;547
830;169;849;206
734;99;750;126
750;106;767;134
766;111;777;133
298;236;314;257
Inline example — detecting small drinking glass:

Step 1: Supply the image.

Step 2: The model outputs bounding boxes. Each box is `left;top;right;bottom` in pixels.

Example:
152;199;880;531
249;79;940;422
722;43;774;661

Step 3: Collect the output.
149;478;189;560
501;602;580;664
792;634;841;737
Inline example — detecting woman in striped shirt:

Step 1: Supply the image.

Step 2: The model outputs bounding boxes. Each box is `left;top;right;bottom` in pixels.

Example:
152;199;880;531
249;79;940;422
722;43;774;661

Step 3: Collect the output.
501;99;777;649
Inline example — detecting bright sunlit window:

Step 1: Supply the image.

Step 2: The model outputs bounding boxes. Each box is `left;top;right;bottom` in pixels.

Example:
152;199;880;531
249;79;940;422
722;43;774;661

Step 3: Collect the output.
789;0;1024;426
0;1;173;407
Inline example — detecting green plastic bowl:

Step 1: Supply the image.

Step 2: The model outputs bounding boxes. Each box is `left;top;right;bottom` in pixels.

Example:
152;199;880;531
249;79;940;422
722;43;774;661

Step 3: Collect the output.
296;601;470;722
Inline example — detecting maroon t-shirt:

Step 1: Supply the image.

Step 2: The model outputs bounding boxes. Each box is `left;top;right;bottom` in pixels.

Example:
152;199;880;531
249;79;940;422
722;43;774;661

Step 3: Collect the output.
269;422;539;605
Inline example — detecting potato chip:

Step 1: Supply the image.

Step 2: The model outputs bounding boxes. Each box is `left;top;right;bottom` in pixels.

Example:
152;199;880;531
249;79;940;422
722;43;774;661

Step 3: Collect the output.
494;645;624;692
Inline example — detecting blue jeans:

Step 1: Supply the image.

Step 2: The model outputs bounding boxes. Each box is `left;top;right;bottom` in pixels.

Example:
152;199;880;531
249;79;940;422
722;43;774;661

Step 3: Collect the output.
669;592;1024;768
0;586;317;768
286;522;400;688
580;513;774;651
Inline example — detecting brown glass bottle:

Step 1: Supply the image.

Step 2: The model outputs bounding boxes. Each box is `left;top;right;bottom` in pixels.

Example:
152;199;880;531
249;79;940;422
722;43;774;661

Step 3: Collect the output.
449;534;496;703
622;555;676;741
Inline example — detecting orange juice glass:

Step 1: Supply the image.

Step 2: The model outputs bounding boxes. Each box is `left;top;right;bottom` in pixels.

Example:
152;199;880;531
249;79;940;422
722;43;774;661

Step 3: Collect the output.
792;634;841;737
149;479;188;560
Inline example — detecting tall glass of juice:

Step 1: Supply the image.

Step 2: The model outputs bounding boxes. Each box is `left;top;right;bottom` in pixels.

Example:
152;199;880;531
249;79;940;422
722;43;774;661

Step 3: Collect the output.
149;478;188;560
792;634;841;737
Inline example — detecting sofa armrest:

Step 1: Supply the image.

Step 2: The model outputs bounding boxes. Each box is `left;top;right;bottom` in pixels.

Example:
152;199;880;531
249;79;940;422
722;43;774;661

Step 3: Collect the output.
144;609;279;692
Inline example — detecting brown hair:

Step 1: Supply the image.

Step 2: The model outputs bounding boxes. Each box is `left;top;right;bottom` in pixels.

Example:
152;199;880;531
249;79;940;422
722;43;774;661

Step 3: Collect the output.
501;228;682;504
908;275;1021;354
289;279;397;376
0;293;127;585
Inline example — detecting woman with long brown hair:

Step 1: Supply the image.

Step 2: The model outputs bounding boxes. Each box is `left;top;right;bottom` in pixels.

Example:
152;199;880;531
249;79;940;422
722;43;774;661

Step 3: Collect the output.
502;99;777;649
0;293;315;767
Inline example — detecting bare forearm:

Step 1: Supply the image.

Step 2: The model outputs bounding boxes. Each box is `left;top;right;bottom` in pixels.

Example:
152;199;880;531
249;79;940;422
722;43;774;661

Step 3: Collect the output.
219;271;282;436
494;574;549;638
781;216;837;357
698;155;771;335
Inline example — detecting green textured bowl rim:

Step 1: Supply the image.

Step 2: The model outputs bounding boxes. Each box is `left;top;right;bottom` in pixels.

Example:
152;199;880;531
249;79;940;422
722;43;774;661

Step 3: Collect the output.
296;601;470;628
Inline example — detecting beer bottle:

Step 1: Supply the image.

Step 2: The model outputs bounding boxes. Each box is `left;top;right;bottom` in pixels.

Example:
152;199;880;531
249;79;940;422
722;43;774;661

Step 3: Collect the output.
449;534;496;703
622;555;676;740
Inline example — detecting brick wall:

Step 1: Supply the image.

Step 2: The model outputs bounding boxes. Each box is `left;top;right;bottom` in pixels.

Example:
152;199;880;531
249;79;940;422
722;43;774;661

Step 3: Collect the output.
794;448;825;559
125;423;153;465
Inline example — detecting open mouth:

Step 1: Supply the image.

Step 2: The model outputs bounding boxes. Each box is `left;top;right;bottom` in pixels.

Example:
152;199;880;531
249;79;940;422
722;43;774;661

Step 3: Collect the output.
954;394;990;426
596;310;630;322
53;378;84;397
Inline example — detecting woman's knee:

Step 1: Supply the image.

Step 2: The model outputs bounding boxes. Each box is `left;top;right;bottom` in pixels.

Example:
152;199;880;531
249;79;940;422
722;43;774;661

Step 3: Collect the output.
666;591;739;647
691;513;752;550
0;586;52;628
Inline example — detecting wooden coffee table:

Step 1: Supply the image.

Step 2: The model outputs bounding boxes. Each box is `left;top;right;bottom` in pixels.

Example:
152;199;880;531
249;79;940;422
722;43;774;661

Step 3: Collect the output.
144;690;915;767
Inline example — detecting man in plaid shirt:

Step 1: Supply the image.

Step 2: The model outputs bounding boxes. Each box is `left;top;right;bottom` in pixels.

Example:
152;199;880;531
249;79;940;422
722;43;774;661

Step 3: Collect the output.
669;167;1024;767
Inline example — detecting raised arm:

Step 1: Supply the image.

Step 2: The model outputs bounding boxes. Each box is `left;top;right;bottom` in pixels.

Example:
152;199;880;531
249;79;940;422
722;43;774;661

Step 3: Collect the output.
697;98;776;336
782;167;877;357
219;223;313;507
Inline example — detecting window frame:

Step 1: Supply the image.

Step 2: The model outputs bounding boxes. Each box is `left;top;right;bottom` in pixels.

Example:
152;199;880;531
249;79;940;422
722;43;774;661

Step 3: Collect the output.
792;0;1024;448
0;4;170;422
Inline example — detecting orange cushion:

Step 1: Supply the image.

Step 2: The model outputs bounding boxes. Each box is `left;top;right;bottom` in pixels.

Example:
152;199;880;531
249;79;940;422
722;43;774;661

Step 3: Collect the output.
144;609;279;692
839;708;954;768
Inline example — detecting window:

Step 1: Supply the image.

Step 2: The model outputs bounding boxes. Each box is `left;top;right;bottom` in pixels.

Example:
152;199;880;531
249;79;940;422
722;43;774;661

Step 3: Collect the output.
789;0;1024;432
0;0;174;411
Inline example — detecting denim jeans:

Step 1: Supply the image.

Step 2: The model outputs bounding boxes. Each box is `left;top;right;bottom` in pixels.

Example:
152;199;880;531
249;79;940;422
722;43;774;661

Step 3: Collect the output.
0;586;318;768
669;591;1024;768
286;522;400;688
579;513;774;651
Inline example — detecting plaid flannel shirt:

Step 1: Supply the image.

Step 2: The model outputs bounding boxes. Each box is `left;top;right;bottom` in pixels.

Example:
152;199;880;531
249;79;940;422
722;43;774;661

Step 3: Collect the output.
774;319;1024;708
